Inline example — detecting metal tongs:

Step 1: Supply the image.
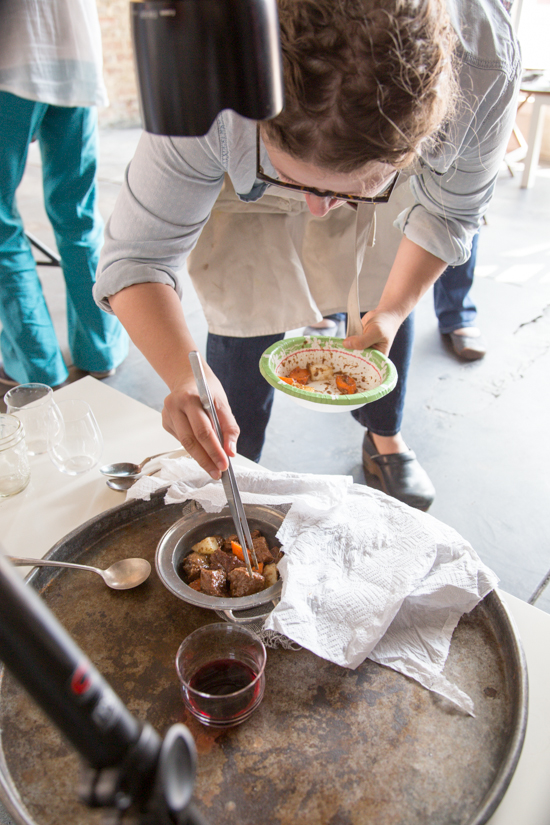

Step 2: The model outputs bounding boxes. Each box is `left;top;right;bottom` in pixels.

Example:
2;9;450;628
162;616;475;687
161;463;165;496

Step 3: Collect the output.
189;351;259;577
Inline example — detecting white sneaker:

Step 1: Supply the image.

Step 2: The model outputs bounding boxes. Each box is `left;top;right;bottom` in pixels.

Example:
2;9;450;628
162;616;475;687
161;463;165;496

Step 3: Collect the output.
88;368;116;379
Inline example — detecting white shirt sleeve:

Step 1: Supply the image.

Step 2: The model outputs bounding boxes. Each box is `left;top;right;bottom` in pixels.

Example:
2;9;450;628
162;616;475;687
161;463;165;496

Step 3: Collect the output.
94;115;253;311
395;7;522;266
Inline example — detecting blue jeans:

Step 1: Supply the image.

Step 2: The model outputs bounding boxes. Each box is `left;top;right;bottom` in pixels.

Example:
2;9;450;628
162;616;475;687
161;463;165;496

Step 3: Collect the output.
207;313;414;462
0;91;128;385
433;232;479;334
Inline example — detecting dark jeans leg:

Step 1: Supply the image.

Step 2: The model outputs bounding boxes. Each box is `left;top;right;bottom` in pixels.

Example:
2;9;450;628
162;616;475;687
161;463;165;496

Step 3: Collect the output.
324;312;346;324
351;312;414;436
433;232;479;334
206;331;286;462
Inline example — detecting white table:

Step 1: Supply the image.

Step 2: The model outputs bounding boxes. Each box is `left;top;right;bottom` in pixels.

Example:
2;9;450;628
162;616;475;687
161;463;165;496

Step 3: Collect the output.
1;377;549;825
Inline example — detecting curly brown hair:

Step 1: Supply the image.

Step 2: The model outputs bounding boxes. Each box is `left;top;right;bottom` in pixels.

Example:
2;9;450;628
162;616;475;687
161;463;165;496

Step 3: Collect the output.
263;0;458;172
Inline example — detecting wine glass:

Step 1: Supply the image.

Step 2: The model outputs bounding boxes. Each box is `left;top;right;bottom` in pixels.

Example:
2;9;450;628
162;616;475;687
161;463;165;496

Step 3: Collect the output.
175;623;266;728
48;399;103;475
4;383;63;456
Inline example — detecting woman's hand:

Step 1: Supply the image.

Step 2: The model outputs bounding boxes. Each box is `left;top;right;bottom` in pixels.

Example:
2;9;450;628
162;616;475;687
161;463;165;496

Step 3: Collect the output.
162;367;240;480
343;309;404;355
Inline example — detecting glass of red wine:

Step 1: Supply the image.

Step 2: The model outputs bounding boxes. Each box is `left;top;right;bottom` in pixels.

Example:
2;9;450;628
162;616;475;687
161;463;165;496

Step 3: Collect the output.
175;623;267;728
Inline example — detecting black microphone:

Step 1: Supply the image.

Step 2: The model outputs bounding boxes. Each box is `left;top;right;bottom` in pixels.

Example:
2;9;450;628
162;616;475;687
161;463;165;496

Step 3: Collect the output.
0;554;206;825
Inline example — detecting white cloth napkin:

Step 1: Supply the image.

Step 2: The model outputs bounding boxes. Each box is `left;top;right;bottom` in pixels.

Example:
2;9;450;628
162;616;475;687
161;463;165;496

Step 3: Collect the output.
127;456;498;715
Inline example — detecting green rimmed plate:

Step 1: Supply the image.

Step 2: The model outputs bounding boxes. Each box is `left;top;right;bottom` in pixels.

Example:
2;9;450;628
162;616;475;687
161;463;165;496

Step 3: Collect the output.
259;336;398;413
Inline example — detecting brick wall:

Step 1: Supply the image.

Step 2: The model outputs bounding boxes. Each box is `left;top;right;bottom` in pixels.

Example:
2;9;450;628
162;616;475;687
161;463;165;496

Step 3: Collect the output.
97;0;141;127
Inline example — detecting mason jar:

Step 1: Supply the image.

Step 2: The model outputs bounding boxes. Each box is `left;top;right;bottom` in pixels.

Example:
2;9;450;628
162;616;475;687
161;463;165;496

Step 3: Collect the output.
0;413;31;498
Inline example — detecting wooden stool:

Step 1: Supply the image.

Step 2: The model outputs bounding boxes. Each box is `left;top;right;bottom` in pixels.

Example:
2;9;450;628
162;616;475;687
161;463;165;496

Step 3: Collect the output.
519;72;550;189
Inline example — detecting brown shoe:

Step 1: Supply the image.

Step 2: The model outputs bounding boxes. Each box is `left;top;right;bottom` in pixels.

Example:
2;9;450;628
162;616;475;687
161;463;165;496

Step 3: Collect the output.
362;432;435;511
0;364;19;388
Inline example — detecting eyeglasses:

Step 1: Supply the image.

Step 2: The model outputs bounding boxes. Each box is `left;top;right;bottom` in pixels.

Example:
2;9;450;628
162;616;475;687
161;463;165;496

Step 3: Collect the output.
256;126;399;204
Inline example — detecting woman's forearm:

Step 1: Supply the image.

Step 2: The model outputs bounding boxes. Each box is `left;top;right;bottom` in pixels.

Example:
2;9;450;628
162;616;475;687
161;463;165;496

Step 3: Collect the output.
109;282;198;390
377;236;447;321
344;236;448;354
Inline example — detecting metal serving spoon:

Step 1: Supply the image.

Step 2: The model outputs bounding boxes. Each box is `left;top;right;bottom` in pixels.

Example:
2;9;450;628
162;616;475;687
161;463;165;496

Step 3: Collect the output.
107;476;141;491
8;556;151;590
100;449;184;478
106;468;161;491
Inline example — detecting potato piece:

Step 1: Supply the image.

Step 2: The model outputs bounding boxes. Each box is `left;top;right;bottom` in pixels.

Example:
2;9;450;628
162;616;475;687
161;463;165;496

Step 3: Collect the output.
263;563;278;589
191;536;220;555
309;363;334;382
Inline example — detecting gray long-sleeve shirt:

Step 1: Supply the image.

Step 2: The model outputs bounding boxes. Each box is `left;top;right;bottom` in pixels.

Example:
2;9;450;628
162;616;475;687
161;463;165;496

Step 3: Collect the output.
95;0;521;335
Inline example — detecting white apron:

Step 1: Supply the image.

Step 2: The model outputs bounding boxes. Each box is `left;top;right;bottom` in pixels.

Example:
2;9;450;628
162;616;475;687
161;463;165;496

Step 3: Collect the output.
188;173;414;337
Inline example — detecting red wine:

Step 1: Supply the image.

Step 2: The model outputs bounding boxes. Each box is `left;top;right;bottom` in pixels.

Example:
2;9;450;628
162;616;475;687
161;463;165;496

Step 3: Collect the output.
187;658;261;721
189;658;257;695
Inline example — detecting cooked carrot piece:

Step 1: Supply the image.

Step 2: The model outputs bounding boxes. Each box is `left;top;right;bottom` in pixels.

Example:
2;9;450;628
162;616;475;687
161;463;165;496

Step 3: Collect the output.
289;366;311;385
231;541;263;573
279;376;306;389
335;373;357;394
188;580;202;591
231;540;245;561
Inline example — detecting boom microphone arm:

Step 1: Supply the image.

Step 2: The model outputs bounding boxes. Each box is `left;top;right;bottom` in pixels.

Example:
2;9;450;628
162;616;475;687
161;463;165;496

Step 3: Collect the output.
0;554;207;825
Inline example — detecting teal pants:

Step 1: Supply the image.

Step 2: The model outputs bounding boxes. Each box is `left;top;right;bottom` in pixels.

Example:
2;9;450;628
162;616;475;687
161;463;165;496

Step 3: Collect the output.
0;91;128;385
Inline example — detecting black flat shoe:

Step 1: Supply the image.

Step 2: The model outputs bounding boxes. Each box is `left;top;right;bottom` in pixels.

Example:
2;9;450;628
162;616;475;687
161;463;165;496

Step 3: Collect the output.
362;432;435;511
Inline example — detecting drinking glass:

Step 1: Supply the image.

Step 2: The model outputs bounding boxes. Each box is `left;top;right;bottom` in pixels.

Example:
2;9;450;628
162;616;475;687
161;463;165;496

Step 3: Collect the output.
48;399;103;475
175;623;266;728
0;414;31;497
4;383;63;456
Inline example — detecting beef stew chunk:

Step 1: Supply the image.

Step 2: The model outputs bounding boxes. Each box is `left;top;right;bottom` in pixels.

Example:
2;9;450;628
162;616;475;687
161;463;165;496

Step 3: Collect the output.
222;529;262;553
228;567;265;597
209;547;243;575
200;568;228;597
252;535;275;565
270;546;284;563
182;551;210;582
181;528;282;598
222;534;238;553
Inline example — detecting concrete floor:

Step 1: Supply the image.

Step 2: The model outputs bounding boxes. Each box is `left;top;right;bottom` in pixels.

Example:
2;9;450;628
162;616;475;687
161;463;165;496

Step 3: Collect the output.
3;127;550;611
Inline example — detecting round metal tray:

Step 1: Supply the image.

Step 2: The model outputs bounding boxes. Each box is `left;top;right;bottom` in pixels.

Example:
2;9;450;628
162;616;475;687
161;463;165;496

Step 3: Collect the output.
0;491;528;825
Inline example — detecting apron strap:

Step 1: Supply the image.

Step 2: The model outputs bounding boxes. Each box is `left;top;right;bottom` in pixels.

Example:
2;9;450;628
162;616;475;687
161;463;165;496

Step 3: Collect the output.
346;203;376;338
